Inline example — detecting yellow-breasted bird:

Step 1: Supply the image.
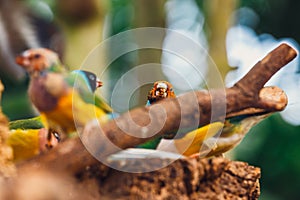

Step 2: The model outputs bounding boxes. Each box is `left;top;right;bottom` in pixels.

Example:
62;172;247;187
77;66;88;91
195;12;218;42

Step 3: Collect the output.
7;116;60;162
138;81;224;156
198;110;270;158
15;48;112;136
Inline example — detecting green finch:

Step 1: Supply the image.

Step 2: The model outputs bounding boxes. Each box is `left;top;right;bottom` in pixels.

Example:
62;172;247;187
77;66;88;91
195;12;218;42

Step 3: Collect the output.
15;48;112;136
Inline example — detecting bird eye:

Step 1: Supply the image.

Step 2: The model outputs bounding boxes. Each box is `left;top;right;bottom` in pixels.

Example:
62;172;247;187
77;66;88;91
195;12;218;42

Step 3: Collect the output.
53;132;61;142
34;54;41;59
89;74;95;80
40;71;47;76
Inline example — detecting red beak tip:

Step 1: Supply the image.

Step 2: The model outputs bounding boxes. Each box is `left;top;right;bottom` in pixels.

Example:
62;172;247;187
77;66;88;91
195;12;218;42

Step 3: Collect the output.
15;56;22;65
97;81;103;88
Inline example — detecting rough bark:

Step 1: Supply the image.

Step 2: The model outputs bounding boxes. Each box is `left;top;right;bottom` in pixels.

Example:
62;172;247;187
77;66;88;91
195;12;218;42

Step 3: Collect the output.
100;157;260;200
0;81;16;178
4;157;260;200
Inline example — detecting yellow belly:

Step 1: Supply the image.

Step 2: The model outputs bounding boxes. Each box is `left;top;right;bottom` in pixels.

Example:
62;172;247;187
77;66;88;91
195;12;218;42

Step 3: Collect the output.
7;129;40;162
174;122;224;156
43;91;107;134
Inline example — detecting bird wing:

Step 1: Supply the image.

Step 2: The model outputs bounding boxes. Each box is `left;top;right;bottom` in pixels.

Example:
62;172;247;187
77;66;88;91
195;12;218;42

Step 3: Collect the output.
9;116;44;130
157;122;224;156
201;113;270;157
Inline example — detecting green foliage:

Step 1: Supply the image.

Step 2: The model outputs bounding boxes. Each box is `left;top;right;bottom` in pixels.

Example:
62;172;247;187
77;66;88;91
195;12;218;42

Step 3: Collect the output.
1;81;36;121
25;0;55;21
241;0;300;42
232;1;300;199
110;0;134;34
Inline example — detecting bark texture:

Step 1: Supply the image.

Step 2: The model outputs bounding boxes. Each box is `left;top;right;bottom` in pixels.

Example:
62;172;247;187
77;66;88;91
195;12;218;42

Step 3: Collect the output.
0;81;16;178
99;157;260;200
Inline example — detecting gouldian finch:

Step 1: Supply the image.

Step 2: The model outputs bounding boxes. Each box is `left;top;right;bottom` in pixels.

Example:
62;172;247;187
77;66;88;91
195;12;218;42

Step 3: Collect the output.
159;108;270;157
137;81;177;149
138;81;223;156
7;117;60;162
198;111;270;158
146;81;176;105
15;48;112;136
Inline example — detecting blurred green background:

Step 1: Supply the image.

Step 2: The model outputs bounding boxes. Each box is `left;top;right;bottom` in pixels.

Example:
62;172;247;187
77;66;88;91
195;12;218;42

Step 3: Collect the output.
0;0;300;199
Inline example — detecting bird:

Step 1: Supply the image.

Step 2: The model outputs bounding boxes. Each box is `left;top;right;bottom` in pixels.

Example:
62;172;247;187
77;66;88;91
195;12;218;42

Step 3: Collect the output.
137;81;177;149
15;48;113;136
198;111;270;158
159;108;271;157
7;117;60;162
138;81;224;157
6;68;107;162
146;81;176;105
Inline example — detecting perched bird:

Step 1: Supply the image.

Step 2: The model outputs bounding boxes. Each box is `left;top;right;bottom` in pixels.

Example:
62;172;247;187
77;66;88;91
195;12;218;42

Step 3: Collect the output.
146;81;176;105
198;111;270;158
137;81;176;149
157;122;223;157
6;68;105;162
159;108;271;157
15;48;112;136
138;81;223;157
7;117;60;162
71;70;104;93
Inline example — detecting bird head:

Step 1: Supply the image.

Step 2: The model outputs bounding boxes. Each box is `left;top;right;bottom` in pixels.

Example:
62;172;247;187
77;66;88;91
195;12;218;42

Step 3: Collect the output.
147;81;176;104
39;128;61;153
71;70;103;93
15;48;61;75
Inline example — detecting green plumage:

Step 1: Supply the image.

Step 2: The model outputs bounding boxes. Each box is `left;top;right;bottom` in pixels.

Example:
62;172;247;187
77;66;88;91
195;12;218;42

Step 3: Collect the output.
9;116;44;130
137;137;162;149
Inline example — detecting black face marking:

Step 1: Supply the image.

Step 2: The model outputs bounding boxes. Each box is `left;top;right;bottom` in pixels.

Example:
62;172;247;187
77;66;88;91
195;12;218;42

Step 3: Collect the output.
81;70;97;92
89;74;95;81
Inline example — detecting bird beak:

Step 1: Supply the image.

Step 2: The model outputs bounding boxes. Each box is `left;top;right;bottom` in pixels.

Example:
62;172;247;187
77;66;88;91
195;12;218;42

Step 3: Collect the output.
96;79;103;88
15;55;30;68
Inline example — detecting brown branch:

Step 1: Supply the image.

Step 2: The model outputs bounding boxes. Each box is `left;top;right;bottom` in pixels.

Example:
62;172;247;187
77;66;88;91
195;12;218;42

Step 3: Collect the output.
5;157;260;199
17;43;297;175
234;43;297;96
100;157;260;199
